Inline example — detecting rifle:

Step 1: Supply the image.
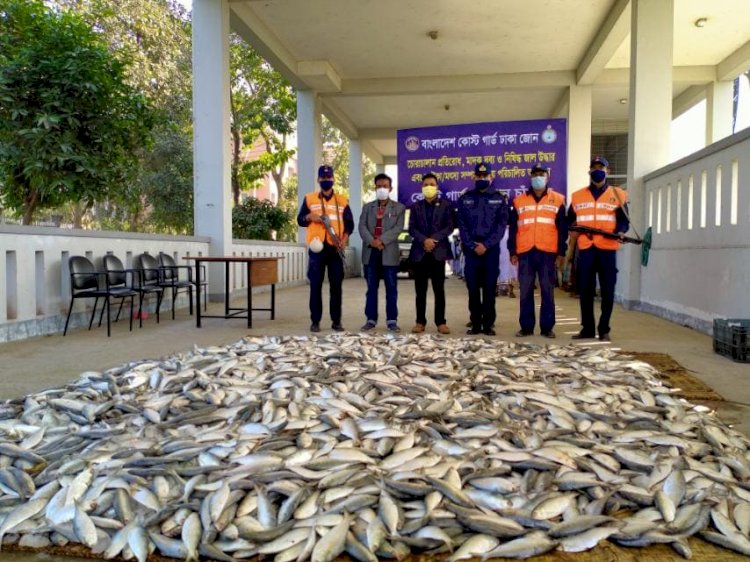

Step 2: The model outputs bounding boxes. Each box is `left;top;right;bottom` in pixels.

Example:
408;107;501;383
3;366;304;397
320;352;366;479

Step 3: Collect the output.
569;225;643;245
320;214;347;261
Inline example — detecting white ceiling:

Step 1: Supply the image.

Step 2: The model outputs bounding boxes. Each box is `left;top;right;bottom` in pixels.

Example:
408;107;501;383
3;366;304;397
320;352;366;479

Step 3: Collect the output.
229;0;750;161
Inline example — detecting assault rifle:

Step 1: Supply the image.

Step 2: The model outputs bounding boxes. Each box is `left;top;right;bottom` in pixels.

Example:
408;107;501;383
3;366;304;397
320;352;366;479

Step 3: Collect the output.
569;225;643;245
320;215;347;261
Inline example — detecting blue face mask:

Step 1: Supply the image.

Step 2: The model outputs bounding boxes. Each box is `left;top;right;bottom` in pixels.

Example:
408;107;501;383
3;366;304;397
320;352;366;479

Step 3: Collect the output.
319;180;334;190
590;169;607;184
530;176;547;190
475;179;490;190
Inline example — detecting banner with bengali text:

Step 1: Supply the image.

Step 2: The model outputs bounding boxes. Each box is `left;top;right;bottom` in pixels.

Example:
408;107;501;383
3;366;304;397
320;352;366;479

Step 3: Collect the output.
397;118;567;207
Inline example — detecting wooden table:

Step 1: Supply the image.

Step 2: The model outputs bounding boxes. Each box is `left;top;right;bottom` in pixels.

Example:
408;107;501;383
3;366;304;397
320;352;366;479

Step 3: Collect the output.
183;256;282;328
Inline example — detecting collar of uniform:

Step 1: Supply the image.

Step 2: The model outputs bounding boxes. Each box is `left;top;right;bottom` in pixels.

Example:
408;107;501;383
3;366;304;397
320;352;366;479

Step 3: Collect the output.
527;187;549;201
472;187;496;195
588;183;608;194
320;190;335;201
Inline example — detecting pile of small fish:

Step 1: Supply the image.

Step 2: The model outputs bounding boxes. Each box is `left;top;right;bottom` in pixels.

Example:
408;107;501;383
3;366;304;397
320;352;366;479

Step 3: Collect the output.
1;334;750;561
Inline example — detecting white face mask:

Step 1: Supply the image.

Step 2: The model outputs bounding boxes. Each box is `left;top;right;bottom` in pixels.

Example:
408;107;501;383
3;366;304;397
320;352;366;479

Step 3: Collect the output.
376;187;390;201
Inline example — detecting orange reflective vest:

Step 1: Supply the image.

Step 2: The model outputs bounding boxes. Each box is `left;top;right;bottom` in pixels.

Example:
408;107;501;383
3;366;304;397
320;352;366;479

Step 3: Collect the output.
304;191;348;245
513;190;565;254
571;185;628;250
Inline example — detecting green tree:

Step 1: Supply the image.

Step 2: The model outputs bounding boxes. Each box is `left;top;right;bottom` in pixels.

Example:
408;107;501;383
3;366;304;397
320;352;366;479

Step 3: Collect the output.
321;116;376;200
230;34;296;205
0;0;155;224
232;197;291;240
50;0;193;230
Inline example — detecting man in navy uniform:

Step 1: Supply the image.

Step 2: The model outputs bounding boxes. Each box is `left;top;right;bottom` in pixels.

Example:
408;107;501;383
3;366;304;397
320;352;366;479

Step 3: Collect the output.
456;162;509;335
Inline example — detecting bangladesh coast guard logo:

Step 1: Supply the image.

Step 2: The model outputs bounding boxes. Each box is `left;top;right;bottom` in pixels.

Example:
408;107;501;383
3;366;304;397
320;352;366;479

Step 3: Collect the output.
541;125;557;144
404;136;420;152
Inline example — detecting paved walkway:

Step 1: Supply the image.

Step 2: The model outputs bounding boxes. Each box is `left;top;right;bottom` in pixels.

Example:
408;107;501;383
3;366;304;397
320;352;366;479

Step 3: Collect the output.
2;276;748;434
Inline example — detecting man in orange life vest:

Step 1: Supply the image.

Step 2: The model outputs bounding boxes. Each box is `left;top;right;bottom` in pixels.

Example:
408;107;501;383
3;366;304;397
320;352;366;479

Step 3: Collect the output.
567;156;629;341
508;164;567;338
297;165;354;333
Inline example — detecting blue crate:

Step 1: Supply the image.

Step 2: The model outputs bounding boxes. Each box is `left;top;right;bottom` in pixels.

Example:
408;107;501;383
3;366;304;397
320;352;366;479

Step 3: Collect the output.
713;318;750;363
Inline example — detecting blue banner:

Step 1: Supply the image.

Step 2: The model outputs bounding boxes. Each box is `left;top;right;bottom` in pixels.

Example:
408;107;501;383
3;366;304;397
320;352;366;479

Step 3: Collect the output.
397;118;567;206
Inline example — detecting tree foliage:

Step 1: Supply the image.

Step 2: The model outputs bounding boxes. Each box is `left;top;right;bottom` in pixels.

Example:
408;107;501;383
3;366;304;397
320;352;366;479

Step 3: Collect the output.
232;197;291;241
49;0;193;231
321;116;376;200
230;34;296;205
0;0;155;224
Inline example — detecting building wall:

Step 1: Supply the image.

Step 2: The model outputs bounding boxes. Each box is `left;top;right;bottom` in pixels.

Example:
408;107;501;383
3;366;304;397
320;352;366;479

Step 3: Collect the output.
637;126;750;333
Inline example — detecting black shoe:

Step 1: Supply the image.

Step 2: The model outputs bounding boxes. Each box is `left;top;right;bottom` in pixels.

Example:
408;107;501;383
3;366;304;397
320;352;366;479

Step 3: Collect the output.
572;331;595;340
541;330;556;339
466;328;482;335
310;322;320;333
515;330;533;337
599;332;611;341
331;323;344;332
483;329;496;336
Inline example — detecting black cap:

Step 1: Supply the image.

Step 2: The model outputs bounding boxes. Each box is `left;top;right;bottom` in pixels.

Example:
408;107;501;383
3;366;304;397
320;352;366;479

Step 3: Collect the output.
530;164;549;174
318;165;334;177
590;156;609;168
474;162;491;175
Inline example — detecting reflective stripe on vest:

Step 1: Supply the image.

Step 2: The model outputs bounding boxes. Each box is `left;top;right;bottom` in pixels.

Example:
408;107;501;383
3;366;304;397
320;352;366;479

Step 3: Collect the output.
571;186;627;250
513;191;563;254
305;192;348;246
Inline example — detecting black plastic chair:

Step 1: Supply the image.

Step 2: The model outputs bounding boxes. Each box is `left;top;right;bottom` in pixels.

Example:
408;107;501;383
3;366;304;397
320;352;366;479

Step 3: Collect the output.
158;252;207;318
63;256;137;337
102;254;149;327
132;254;165;324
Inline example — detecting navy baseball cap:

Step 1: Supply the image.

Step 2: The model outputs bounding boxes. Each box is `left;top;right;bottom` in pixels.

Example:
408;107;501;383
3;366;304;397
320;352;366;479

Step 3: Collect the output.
318;165;334;177
590;156;609;167
474;162;491;175
530;164;549;174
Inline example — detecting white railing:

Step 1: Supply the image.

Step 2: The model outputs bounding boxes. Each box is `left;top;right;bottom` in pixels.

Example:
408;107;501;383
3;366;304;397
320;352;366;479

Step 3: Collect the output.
641;126;750;333
0;226;311;342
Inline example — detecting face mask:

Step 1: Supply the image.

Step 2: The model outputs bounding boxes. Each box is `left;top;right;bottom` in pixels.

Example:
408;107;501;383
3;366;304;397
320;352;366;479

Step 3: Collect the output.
530;176;547;190
422;185;438;199
590;169;607;184
319;180;334;190
376;187;390;201
475;179;490;190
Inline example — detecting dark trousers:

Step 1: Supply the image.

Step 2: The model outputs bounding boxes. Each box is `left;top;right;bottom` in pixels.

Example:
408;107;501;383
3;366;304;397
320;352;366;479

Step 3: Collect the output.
364;250;398;323
413;254;447;326
577;247;617;336
307;245;344;324
464;246;500;331
518;249;557;333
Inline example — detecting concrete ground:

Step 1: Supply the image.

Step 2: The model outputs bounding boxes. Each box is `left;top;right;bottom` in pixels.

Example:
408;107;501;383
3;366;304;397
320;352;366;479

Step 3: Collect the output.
2;275;749;435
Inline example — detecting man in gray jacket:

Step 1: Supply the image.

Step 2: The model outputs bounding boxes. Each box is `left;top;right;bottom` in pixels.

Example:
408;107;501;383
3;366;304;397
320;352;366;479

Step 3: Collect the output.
358;173;406;332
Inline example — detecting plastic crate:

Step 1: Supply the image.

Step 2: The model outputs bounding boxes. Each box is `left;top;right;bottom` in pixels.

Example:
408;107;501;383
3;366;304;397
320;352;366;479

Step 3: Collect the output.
713;318;750;363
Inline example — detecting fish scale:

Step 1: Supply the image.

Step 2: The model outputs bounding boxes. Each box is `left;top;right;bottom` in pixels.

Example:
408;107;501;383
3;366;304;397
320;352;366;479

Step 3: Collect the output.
1;333;750;560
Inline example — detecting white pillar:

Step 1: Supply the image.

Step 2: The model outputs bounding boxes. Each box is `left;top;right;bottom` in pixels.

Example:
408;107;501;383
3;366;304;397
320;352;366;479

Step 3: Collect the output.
192;0;231;300
349;138;363;275
375;164;385;175
566;85;593;195
296;90;322;243
706;80;734;145
622;0;674;307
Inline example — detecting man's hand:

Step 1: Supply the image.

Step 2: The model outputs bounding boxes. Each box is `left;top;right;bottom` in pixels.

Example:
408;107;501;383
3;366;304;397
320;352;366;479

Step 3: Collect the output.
306;213;323;224
556;255;565;268
510;255;518;266
371;239;385;250
424;238;437;252
618;232;626;241
474;242;487;256
338;234;349;250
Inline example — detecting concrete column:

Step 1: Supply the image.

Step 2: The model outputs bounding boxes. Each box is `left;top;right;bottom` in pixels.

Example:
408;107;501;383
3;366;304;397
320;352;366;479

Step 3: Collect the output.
622;0;674;307
375;164;385;175
706;80;734;145
566;85;593;195
348;138;363;275
192;0;231;300
296;90;322;243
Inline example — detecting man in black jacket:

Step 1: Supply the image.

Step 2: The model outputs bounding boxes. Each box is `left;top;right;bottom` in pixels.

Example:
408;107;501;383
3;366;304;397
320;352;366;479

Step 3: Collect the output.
408;173;454;334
